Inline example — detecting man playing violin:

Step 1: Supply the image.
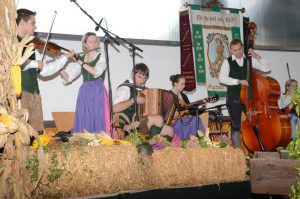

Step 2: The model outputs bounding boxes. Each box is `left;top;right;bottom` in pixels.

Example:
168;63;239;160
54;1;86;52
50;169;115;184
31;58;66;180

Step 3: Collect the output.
16;8;75;133
112;63;174;141
219;39;270;148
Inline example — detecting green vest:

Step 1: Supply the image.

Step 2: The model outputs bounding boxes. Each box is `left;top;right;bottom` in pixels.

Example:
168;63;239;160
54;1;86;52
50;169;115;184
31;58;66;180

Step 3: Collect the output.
18;36;40;94
117;80;138;127
22;69;39;94
81;53;105;81
227;56;247;96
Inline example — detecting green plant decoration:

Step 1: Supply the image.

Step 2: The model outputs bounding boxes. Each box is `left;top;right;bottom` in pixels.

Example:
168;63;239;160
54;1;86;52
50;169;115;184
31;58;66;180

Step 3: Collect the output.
286;88;300;199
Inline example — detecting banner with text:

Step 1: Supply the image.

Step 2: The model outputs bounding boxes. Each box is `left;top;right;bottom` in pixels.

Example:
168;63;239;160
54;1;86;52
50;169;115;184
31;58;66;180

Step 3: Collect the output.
190;6;241;97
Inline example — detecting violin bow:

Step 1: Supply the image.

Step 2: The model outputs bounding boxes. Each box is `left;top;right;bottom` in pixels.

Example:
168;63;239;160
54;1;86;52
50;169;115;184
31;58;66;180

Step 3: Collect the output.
286;63;291;80
41;11;57;62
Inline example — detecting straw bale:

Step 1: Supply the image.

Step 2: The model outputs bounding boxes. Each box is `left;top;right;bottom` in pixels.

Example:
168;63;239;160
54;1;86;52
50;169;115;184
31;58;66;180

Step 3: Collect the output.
143;147;246;188
36;144;144;198
36;145;246;198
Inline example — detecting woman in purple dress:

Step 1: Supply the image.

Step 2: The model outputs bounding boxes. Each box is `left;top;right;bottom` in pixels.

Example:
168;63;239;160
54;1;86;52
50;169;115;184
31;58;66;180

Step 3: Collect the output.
60;32;110;134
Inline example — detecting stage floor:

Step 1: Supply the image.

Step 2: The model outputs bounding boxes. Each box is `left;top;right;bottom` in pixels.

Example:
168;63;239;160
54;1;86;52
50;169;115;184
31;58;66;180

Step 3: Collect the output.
76;181;288;199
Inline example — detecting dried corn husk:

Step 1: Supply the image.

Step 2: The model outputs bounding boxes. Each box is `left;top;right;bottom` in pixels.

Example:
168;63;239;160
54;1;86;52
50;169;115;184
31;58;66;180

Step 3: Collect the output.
0;1;45;198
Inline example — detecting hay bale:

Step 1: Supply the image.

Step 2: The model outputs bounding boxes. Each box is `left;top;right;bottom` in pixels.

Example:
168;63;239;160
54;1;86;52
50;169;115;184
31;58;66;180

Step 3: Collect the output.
36;145;246;198
144;147;246;188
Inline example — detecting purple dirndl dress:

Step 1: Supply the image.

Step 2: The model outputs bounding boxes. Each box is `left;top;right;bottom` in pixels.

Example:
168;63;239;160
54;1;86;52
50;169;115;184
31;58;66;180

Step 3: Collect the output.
72;79;110;134
172;116;205;140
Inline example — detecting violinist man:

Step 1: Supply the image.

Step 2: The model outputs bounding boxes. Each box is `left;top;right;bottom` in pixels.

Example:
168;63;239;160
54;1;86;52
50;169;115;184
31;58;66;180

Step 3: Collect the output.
16;8;74;133
219;39;270;148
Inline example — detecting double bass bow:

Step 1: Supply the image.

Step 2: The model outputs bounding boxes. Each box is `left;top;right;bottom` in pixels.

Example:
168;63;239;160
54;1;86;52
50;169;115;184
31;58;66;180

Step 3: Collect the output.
240;22;291;152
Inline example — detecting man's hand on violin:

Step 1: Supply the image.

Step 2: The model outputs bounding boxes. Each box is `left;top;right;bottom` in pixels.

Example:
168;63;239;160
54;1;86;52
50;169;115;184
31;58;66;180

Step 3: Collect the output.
65;50;75;59
36;61;44;70
248;48;261;60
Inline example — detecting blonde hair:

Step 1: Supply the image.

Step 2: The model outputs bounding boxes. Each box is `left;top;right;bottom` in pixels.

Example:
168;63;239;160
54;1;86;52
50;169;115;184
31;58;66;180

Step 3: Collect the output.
81;32;101;52
283;79;298;95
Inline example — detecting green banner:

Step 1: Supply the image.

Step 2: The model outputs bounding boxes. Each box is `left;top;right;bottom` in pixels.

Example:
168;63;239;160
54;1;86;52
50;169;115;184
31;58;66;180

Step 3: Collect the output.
188;6;241;97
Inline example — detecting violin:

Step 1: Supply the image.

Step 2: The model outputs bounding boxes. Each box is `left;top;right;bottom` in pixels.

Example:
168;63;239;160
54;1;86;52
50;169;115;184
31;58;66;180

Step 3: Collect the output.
31;37;80;60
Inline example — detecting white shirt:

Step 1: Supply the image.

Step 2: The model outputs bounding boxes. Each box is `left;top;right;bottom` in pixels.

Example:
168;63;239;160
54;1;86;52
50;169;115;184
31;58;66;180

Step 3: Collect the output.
219;54;271;86
113;80;144;105
278;94;292;109
22;50;68;76
113;85;131;105
62;51;106;83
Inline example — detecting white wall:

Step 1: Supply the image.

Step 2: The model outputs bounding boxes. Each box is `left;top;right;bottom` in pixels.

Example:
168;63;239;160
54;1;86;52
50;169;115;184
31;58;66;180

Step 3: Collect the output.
38;39;300;120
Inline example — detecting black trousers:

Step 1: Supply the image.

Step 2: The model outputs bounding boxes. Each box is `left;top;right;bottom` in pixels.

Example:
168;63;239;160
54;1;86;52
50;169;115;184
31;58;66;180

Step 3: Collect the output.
226;94;246;148
227;94;245;132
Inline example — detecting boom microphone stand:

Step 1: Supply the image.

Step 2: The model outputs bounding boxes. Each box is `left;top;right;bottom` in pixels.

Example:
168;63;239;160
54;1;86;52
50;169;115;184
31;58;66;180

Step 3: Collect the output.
111;39;143;122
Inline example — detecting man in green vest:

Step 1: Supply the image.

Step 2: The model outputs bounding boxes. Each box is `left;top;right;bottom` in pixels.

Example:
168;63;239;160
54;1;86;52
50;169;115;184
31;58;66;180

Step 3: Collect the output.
16;8;74;133
113;63;174;141
219;39;270;148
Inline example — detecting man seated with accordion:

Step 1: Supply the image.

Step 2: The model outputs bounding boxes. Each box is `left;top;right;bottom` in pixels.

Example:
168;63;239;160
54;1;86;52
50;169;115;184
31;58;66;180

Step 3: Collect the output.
112;63;174;141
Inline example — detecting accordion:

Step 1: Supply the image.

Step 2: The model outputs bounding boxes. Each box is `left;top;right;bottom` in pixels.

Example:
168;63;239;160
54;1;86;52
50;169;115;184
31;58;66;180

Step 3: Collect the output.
138;88;176;124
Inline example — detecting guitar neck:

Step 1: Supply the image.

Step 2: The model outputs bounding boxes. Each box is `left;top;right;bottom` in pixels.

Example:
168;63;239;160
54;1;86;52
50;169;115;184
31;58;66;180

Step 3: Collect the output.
183;98;206;109
182;94;218;109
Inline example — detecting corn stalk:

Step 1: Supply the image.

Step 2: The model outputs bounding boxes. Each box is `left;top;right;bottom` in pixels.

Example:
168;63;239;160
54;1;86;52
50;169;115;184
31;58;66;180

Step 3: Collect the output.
0;1;45;198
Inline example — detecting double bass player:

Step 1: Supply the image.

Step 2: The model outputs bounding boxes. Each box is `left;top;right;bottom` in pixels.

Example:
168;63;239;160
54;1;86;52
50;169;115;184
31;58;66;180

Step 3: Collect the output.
219;39;270;148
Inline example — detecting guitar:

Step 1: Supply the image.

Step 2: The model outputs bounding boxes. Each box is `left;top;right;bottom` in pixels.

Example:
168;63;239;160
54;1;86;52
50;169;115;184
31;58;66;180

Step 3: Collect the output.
181;94;219;110
170;94;219;125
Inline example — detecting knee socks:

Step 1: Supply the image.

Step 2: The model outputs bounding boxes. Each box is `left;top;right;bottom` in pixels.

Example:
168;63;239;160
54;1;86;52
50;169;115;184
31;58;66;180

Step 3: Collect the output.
149;125;163;138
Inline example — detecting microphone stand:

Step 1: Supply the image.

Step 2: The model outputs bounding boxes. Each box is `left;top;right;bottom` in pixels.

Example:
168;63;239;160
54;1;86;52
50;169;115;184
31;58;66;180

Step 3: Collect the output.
206;104;226;136
112;38;143;122
193;105;206;133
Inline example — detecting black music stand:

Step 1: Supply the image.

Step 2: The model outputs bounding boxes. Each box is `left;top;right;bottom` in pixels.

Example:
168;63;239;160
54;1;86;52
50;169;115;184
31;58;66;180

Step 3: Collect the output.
207;104;226;138
191;105;206;133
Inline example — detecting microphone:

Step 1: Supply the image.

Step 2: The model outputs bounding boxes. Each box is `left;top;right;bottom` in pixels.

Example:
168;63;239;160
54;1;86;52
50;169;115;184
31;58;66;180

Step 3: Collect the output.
95;18;104;31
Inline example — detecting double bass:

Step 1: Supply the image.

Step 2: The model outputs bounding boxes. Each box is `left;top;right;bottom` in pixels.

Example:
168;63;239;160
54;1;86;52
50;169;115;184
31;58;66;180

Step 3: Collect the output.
240;22;291;152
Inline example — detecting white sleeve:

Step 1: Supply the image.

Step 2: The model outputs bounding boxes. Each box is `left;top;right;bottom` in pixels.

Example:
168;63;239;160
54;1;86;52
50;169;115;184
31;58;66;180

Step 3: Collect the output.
93;53;107;78
252;57;271;73
278;95;292;109
39;55;68;76
22;50;39;71
113;86;131;105
62;62;82;83
219;59;240;85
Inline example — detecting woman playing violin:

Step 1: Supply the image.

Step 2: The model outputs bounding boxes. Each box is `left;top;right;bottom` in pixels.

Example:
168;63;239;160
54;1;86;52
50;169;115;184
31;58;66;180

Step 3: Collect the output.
16;8;75;133
60;32;110;134
170;74;206;140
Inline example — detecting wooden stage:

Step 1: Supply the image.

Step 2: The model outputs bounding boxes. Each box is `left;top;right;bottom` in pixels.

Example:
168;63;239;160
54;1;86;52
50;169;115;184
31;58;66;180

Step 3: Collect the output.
73;181;288;199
